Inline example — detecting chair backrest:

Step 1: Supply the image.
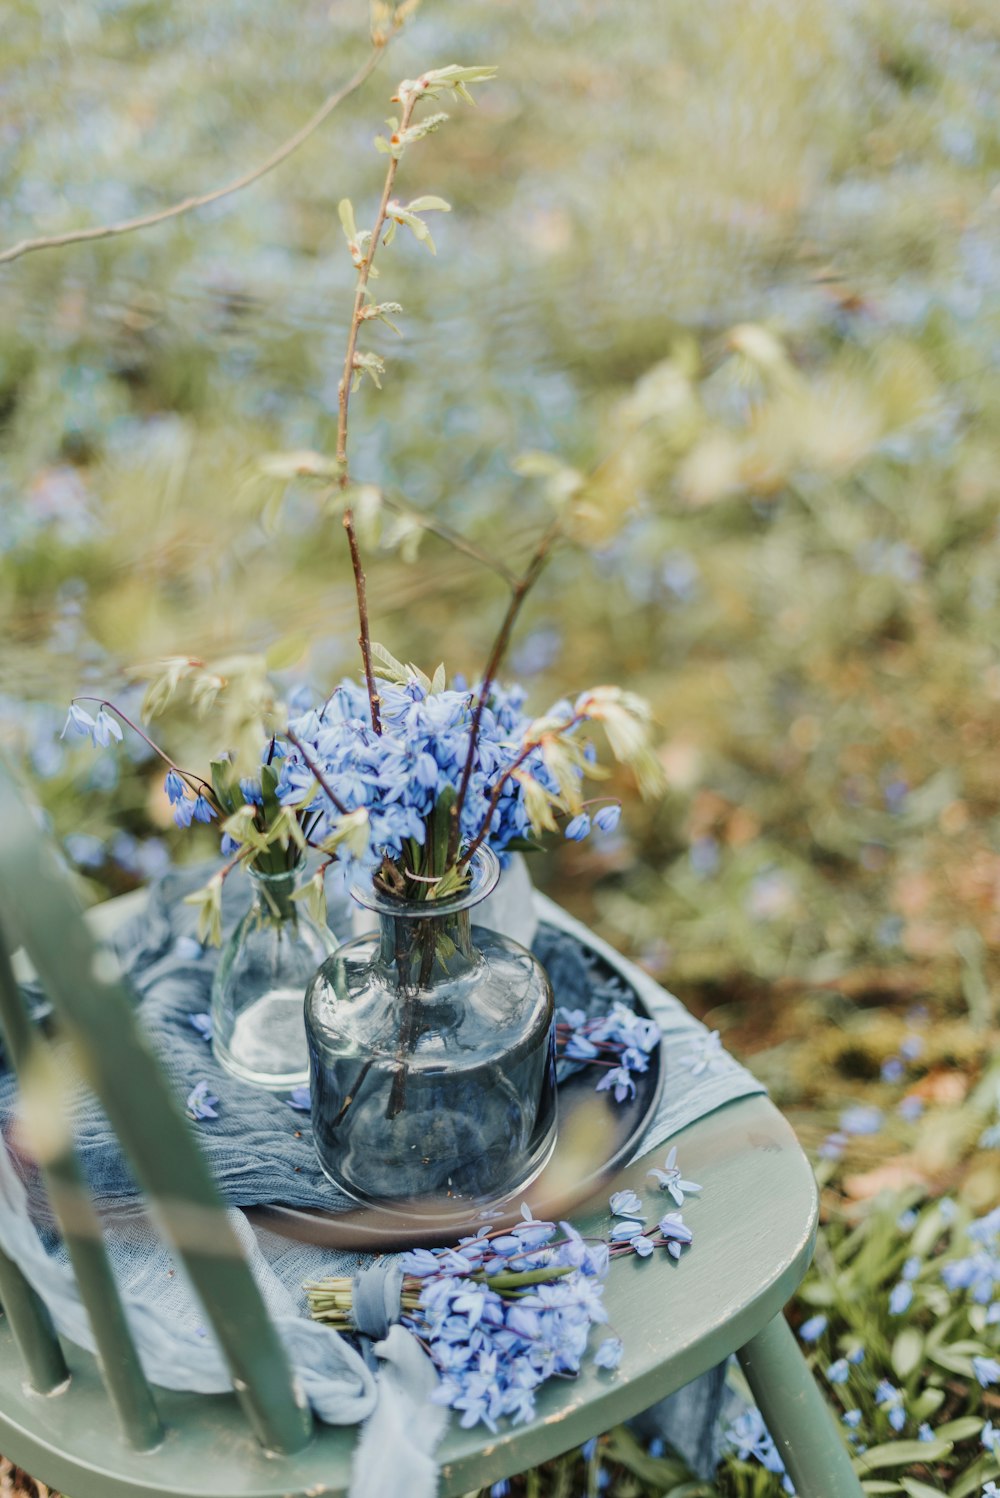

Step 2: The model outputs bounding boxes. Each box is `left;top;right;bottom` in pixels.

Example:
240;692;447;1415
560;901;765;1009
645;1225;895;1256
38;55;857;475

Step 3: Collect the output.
0;759;312;1455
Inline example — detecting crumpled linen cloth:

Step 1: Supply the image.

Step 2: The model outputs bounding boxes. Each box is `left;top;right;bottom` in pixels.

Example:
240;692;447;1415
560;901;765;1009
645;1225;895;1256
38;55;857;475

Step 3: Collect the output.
0;867;765;1486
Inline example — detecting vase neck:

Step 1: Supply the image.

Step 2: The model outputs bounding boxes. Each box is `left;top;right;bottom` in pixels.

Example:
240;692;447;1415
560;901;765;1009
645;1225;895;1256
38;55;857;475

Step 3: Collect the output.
247;866;301;922
375;905;477;987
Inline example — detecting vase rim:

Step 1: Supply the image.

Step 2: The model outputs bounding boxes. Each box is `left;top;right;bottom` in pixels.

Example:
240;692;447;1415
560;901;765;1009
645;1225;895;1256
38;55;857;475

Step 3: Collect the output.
350;845;501;918
246;862;302;885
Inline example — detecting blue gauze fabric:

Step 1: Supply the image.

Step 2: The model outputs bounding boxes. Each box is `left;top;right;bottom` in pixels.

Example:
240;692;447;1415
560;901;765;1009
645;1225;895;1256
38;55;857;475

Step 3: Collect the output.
0;867;765;1488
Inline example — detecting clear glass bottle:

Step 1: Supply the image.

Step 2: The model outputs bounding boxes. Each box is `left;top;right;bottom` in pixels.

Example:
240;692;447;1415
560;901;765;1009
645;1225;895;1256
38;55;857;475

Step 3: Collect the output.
304;847;557;1207
211;864;338;1091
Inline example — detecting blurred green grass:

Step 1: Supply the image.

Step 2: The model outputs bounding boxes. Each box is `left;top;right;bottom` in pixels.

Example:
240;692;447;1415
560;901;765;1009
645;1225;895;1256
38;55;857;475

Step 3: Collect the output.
2;0;1000;1490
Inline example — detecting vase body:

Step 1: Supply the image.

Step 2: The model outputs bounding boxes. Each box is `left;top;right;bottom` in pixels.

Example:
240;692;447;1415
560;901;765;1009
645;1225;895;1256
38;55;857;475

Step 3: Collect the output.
304;848;557;1207
211;865;338;1091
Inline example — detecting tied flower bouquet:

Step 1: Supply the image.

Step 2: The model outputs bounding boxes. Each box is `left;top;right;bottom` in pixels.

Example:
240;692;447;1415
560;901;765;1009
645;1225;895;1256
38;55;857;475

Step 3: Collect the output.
64;61;663;1204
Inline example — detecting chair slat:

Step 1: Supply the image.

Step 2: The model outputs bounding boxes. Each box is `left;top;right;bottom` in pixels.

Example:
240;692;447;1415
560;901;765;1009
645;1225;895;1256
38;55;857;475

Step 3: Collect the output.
0;1246;68;1393
0;931;163;1450
0;764;313;1457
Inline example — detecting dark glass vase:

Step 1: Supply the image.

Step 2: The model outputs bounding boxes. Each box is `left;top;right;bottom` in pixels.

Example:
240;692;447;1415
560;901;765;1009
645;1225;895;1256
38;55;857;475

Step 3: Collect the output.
304;848;557;1207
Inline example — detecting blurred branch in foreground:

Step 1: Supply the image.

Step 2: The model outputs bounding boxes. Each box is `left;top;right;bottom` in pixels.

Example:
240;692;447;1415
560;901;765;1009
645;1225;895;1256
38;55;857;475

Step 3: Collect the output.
0;46;387;267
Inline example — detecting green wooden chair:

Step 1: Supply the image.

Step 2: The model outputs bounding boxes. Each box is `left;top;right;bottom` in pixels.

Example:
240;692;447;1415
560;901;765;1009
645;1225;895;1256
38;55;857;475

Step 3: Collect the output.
0;764;864;1498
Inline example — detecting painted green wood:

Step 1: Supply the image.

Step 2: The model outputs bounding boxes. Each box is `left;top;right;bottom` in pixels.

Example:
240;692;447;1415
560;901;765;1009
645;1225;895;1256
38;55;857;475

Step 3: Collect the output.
0;1247;68;1395
0;763;313;1458
738;1313;865;1498
0;926;163;1449
0;1089;818;1497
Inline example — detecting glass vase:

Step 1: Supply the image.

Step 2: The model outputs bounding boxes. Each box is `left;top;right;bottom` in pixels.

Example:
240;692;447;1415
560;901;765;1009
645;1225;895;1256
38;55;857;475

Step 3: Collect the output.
211;864;338;1091
304;847;557;1207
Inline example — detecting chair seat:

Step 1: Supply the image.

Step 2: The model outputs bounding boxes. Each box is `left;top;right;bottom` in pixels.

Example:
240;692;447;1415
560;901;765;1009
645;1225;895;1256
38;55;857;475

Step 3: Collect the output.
0;1088;815;1498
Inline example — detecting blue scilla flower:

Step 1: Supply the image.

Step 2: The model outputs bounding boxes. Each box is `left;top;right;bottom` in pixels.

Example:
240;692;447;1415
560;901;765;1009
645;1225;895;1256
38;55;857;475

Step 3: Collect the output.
842;1409;862;1428
647;1145;702;1207
593;1336;623;1370
840;1105;883;1136
191;795;216;823
889;1281;913;1315
609;1189;644;1219
564;812;591;841
164;769;185;804
186;1081;219;1121
92;707;124;748
798;1313;828;1342
973;1356;1000;1388
875;1380;906;1431
826;1358;850;1385
593;803;622;833
61;703;95;739
174;796;196;829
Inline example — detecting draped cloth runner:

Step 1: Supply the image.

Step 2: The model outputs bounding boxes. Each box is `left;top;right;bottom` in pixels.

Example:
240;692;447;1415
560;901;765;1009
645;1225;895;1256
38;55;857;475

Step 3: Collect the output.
0;868;765;1493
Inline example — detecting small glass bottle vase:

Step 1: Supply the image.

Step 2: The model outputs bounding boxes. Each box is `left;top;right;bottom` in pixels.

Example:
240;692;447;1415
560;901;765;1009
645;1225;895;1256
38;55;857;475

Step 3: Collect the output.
304;847;558;1207
211;865;338;1091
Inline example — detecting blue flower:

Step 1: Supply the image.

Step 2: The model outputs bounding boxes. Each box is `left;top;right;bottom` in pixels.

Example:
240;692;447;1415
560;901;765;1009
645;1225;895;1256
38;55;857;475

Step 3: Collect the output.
632;1235;655;1258
898;1096;924;1122
188;1012;212;1041
647;1145;702;1206
897;1208;918;1232
889;1282;913;1315
174;796;196;828
847;1347;864;1365
973;1356;1000;1388
186;1081;219;1121
286;1085;311;1112
564;813;591;841
92;708;124;747
596;1066;636;1103
982;1421;1000;1454
918;1423;935;1442
192;795;216;823
609;1220;645;1243
881;1058;904;1084
609;1189;644;1219
593;804;621;833
165;769;185;804
842;1409;862;1428
593;1336;623;1370
839;1105;883;1136
819;1132;847;1160
798;1314;828;1342
61;703;96;739
875;1380;906;1431
826;1359;849;1385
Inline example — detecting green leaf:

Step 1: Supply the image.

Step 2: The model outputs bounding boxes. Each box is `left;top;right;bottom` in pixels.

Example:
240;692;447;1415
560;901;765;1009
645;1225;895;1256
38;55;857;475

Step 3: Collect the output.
338;198;358;242
291;869;327;927
407;195;451;214
934;1417;987;1442
210;757;239;816
430;661;446;693
431;785;457;876
860;1483;905;1494
501;836;545;854
892;1328;924;1379
854;1438;953;1471
900;1480;946;1498
370;641;411;685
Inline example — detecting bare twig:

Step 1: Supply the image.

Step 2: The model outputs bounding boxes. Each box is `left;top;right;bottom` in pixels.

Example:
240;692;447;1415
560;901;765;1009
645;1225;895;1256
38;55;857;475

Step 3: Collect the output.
460;711;584;867
343;511;383;735
284;727;350;816
0;48;385;266
335;92;418;472
448;516;563;861
335;89;419;733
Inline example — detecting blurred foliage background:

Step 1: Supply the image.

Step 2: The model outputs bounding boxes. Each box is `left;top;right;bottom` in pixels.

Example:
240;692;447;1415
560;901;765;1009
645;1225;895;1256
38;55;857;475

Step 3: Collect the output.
2;0;1000;1491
